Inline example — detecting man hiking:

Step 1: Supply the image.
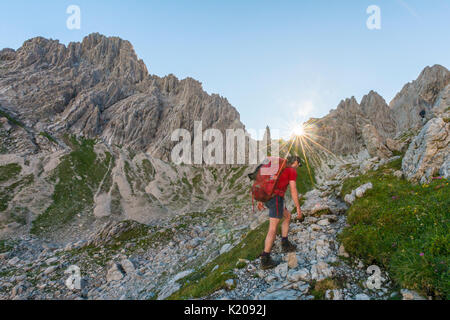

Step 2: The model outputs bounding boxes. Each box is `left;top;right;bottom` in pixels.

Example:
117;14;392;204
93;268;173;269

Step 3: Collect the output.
259;155;303;270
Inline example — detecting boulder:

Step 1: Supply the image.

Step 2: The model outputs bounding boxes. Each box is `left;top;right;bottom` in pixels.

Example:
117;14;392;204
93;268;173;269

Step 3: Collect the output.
287;268;310;282
120;258;136;275
106;263;125;282
310;262;334;281
402;117;450;183
287;252;298;269
274;263;288;279
157;269;194;300
355;182;373;198
219;243;232;255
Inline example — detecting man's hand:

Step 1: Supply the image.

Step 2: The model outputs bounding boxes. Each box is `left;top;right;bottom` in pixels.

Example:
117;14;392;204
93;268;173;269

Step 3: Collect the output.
257;202;265;211
289;180;303;221
296;207;304;222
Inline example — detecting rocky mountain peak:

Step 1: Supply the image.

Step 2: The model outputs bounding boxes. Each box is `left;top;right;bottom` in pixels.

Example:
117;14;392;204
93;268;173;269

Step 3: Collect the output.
390;64;450;134
9;33;148;84
360;91;396;138
0;34;245;161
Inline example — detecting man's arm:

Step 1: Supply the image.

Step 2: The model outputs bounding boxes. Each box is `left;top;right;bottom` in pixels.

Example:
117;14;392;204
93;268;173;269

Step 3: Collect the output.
289;180;303;219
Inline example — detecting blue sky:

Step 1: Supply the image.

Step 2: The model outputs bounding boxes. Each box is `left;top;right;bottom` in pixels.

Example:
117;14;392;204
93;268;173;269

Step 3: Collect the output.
1;0;449;138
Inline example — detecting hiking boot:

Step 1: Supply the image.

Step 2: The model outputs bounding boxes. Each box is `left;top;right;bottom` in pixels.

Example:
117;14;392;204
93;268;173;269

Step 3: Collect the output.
260;254;279;270
281;240;297;253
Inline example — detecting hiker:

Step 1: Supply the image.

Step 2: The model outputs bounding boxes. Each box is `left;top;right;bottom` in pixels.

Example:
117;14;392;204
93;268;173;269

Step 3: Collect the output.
259;155;303;269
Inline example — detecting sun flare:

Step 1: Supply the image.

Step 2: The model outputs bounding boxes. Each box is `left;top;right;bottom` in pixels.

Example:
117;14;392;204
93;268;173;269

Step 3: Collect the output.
292;125;305;137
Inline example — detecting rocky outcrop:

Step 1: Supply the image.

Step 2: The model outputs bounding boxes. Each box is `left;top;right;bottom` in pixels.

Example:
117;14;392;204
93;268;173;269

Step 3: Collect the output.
360;91;396;138
310;91;397;157
310;97;369;156
402;117;450;183
362;124;392;159
390;65;450;134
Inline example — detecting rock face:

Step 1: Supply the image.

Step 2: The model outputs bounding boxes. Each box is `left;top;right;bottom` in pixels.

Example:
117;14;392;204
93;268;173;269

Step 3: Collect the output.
402;117;450;183
362;124;392;159
309;91;397;156
390;65;450;134
0;33;245;162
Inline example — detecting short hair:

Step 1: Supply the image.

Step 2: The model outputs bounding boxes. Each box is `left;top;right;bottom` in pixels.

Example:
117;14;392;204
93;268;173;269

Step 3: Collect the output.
287;155;302;166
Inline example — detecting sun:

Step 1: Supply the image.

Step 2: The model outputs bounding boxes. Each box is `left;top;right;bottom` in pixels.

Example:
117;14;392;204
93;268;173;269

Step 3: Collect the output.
292;125;305;137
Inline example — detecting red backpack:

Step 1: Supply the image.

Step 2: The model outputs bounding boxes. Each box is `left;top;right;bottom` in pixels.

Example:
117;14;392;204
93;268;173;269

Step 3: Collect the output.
250;157;287;206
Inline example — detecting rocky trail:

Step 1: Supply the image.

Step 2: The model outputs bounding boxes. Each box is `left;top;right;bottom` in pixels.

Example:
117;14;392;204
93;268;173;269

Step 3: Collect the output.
209;205;392;300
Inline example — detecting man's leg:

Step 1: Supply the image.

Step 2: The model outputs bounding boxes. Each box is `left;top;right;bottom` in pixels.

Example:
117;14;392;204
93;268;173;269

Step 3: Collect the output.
281;208;291;237
264;218;280;253
281;208;297;252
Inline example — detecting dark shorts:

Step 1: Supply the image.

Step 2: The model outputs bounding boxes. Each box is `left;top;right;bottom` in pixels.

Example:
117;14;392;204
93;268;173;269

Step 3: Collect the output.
265;195;286;219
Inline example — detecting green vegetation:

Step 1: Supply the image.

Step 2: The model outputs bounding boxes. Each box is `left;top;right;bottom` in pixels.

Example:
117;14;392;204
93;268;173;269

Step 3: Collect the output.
181;176;193;193
0;239;14;253
0;173;33;212
309;279;340;300
168;221;270;299
397;130;418;143
0;163;21;183
340;157;403;197
124;160;135;195
141;159;155;183
31;137;112;235
338;157;449;299
192;174;202;192
110;183;122;215
62;221;177;269
228;166;247;189
39;131;57;144
0;110;24;128
99;155;114;194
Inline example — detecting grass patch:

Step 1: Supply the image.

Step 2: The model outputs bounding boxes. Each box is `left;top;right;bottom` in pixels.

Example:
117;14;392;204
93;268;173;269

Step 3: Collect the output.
192;174;202;192
340;157;402;197
0;239;14;253
338;159;449;299
39;131;57;144
0;163;21;183
0;174;34;212
141;159;155;183
228;166;247;188
0;110;24;127
30;137;111;235
124;161;135;195
309;279;339;300
168;221;269;300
